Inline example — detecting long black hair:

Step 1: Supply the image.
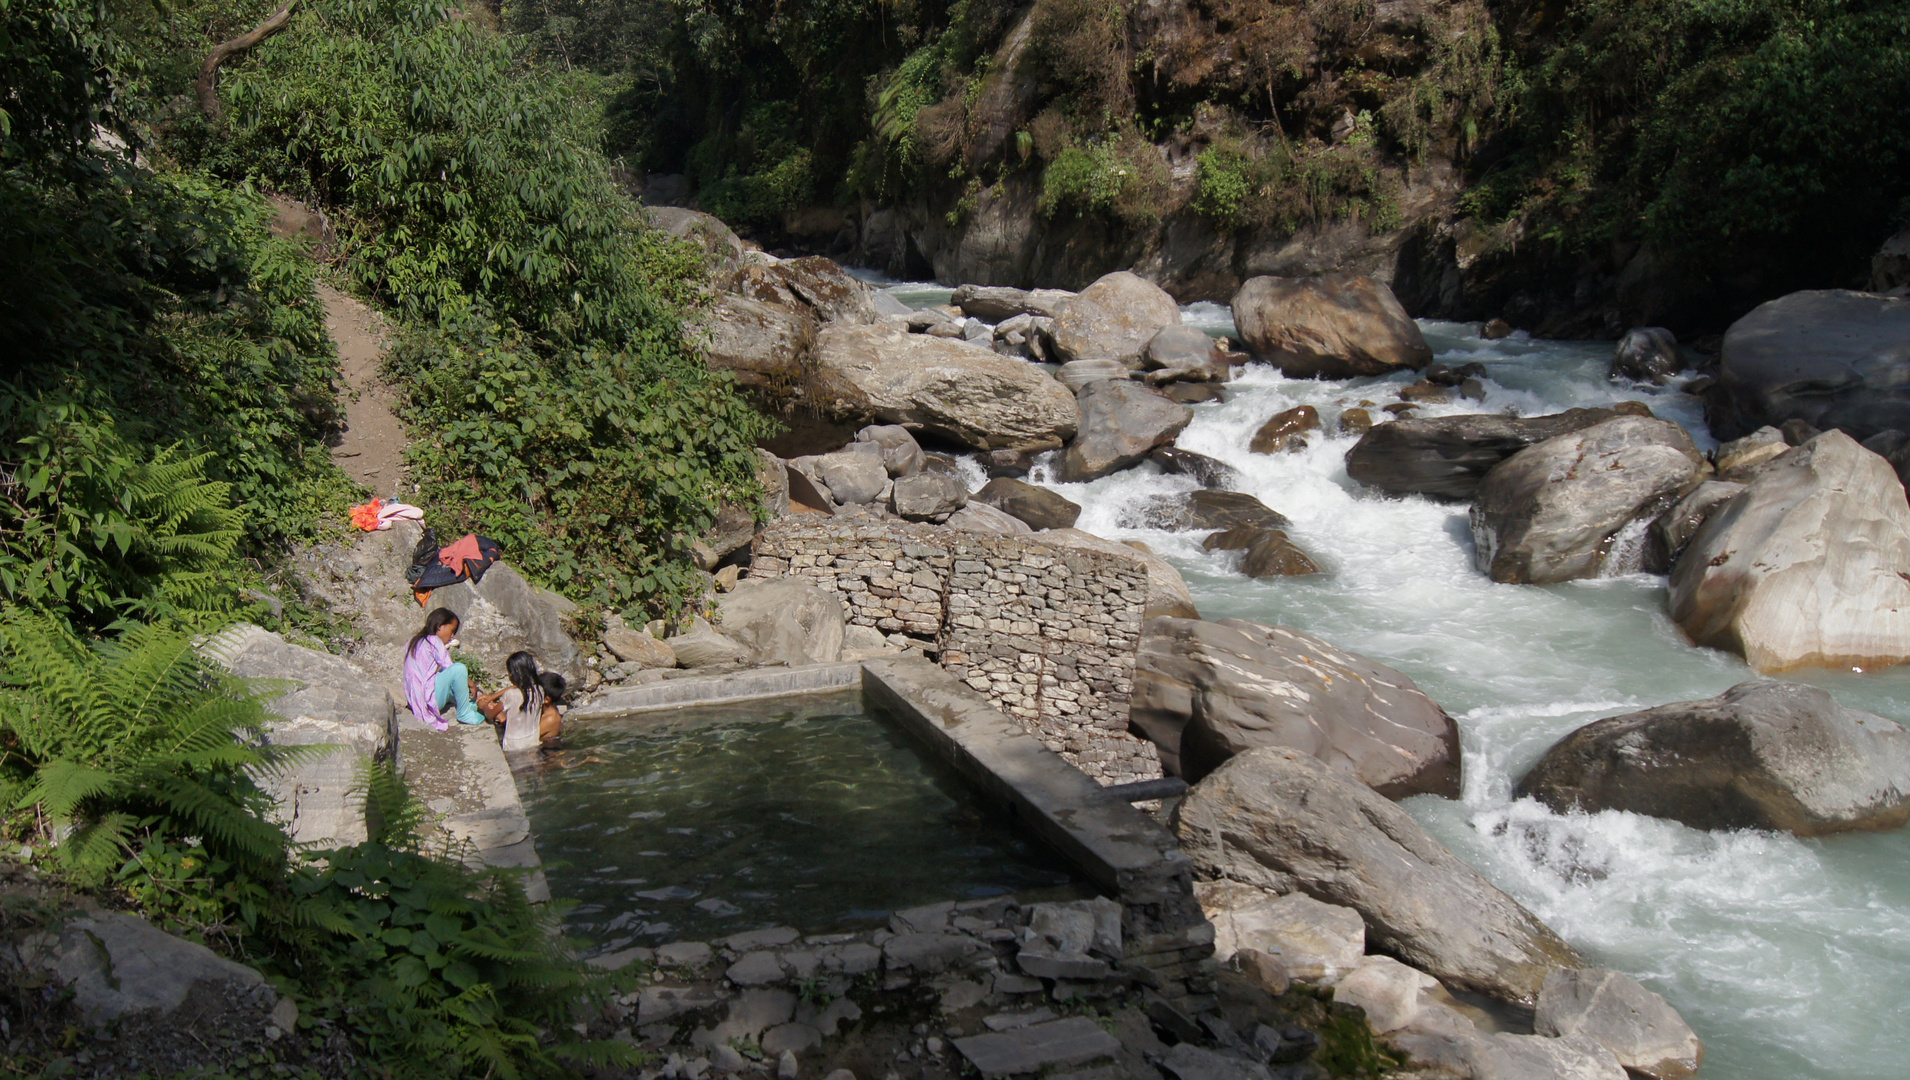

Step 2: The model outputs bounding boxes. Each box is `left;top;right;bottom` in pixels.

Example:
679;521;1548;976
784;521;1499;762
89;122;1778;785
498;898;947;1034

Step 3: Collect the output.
407;608;460;660
505;651;543;720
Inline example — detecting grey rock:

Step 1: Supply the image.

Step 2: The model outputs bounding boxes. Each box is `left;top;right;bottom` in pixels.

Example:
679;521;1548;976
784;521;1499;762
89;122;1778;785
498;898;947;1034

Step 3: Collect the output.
974;478;1082;531
872;291;914;318
1132;617;1460;795
890;473;970;522
762;1023;823;1056
1515;680;1910;836
1145;325;1225;370
1332;956;1439;1033
639;985;725;1026
854;424;926;477
20;910;274;1025
1484;1033;1627;1080
723;927;803;950
944;501;1034;535
718;577;846;666
205;624;396;846
985;448;1034;478
1611;327;1682;384
1149;447;1241;489
1645;480;1744;573
1056;359;1129;394
1535;969;1703;1080
711;1044;749;1073
984;1008;1057;1031
667;618;751;669
1713;425;1790;481
1344;407;1627;501
1470;416;1705;583
1176;747;1582;1005
604;623;677;669
777;1049;799;1080
823;1071;857;1080
701;294;815;390
1231;273;1431;378
1196;884;1364;982
814;451;890;505
727;256;880;326
646;207;745;269
1707;289;1910;442
1669;431;1910;671
1136;489;1291;534
587;946;654;970
952;1016;1123;1077
817;997;863;1035
811;323;1079;451
655;941;715;967
1160;1044;1273;1080
726;951;788;987
1050;271;1182;367
884;933;984;974
953;284;1073;322
1057;381;1193;482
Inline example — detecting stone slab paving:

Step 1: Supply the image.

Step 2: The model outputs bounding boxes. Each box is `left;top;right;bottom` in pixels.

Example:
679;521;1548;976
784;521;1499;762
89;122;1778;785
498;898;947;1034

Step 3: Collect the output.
400;722;548;901
952;1017;1123;1077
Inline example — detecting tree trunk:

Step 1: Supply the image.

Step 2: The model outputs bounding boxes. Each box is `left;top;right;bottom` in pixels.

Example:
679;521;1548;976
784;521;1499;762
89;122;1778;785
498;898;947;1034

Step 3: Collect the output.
196;3;299;120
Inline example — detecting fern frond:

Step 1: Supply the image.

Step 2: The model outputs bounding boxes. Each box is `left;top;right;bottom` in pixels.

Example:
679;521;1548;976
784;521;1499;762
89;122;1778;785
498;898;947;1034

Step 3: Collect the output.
60;811;138;873
19;757;120;820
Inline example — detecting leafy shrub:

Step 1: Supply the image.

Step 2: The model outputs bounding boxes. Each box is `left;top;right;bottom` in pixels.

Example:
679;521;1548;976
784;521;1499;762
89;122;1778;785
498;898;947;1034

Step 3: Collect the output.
1040;134;1173;225
1193;148;1254;227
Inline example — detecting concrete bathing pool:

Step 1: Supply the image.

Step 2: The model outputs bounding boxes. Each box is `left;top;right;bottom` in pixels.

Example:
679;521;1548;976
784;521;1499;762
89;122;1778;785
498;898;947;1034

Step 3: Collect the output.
515;686;1087;950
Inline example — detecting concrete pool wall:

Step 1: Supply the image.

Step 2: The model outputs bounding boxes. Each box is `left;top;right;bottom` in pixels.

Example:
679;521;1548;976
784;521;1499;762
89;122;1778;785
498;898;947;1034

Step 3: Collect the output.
555;656;1217;1012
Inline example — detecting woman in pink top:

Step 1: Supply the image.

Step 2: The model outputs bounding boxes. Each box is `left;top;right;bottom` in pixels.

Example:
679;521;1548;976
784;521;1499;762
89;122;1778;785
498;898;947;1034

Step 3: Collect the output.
402;608;483;730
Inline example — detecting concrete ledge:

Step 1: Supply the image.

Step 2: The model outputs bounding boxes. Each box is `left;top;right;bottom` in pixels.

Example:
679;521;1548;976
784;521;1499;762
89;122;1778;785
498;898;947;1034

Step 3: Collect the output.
859;658;1191;900
568;663;863;720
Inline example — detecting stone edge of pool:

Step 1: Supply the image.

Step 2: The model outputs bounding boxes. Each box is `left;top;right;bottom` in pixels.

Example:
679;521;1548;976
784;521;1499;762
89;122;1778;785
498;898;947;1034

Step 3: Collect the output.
526;656;1219;1011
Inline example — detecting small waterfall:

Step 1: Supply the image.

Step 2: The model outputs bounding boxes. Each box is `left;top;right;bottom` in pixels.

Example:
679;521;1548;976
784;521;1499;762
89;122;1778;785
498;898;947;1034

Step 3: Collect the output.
1599;516;1654;577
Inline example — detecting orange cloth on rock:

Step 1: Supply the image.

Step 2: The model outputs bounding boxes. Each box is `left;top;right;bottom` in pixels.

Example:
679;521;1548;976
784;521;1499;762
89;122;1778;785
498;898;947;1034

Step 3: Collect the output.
438;533;481;571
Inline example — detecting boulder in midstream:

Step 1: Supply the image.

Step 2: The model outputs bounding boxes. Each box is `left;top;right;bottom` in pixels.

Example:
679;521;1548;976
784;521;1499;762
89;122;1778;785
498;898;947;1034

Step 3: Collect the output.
1056;380;1193;482
1049;271;1183;367
1230;273;1432;378
1132;617;1460;795
1344;407;1625;501
1610;327;1682;385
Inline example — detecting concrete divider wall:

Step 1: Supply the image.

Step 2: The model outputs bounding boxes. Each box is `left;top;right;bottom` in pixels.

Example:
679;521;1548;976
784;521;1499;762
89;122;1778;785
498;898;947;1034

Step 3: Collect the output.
751;519;1160;785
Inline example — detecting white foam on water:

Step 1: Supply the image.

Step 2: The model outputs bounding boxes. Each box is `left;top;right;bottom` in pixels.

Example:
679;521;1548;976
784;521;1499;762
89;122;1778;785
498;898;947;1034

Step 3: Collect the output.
1013;312;1910;1080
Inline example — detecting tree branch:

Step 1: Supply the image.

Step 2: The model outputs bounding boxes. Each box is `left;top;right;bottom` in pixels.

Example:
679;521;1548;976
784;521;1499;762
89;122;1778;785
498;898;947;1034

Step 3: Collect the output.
196;2;299;120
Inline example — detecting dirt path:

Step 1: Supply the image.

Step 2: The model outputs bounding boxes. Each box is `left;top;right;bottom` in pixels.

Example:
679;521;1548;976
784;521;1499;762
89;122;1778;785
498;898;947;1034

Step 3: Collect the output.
320;282;410;496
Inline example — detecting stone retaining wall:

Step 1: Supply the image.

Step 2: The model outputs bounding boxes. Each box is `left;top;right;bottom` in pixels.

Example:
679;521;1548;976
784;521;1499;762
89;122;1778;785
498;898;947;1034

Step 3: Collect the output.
751;520;1159;784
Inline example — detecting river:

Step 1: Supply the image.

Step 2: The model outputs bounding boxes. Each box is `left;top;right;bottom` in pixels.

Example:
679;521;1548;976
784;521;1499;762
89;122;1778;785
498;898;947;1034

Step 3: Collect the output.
865;276;1908;1080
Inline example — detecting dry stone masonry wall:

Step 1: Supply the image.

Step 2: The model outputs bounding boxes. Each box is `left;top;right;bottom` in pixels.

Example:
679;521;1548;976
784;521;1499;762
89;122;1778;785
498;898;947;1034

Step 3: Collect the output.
751;520;1160;784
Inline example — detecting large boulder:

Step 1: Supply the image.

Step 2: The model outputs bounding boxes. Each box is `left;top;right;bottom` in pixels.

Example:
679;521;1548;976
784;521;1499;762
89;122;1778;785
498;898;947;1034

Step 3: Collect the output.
207;624;397;847
1131;617;1460;796
853;424;926;477
18;910;282;1027
1230;273;1432;378
811;323;1079;451
292;520;586;687
1049;271;1183;367
1194;882;1365;980
699;294;814;390
1144;325;1225;370
1705;289;1910;442
1176;747;1583;1005
952;283;1072;322
1514;680;1910;836
974;477;1082;530
1040;528;1199;620
1610;327;1681;385
646;206;745;271
1345;408;1626;501
1470;416;1706;584
1644;480;1744;573
1056;381;1193;482
717;577;847;666
812;448;890;505
1535;969;1704;1080
692;450;785;569
727;255;880;325
890;473;969;522
1669;430;1910;671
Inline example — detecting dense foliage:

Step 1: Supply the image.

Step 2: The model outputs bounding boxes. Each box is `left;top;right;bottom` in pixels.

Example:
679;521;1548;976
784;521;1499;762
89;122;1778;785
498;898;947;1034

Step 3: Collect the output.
1474;0;1910;286
210;0;769;613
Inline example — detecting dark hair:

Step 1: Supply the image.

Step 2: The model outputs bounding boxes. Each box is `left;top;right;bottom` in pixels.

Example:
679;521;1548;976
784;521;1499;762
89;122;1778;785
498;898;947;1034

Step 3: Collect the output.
537;671;567;705
505;651;540;695
407;608;460;660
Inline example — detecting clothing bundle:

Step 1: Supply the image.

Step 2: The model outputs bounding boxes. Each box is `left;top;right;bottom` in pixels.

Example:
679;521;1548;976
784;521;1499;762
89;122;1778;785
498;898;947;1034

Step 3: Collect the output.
405;527;503;605
348;498;425;531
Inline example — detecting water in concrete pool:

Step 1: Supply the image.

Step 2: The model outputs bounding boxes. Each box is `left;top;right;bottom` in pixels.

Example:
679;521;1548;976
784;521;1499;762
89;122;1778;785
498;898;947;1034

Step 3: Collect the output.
515;691;1086;950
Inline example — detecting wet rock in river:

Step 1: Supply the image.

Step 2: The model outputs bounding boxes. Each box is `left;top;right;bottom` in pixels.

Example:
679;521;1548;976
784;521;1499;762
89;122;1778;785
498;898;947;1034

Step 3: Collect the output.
1049;271;1183;368
1515;680;1910;836
1148;447;1240;489
1644;480;1744;573
1133;617;1458;794
1611;327;1682;385
1469;415;1706;584
1230;273;1432;379
1248;405;1319;454
1670;430;1910;672
1712;425;1789;481
1176;747;1582;1005
1536;968;1704;1080
1344;407;1624;501
1056;381;1193;482
1706;289;1910;442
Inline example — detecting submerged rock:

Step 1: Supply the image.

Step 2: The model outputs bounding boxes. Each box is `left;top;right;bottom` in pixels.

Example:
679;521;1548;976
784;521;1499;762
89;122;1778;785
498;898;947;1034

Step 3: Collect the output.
1469;416;1706;584
1230;273;1432;378
1669;430;1910;672
1056;381;1192;482
1148;447;1241;489
810;323;1078;451
1345;407;1624;501
1176;747;1582;1004
1133;618;1460;795
1049;271;1182;367
1249;405;1319;454
1515;680;1910;836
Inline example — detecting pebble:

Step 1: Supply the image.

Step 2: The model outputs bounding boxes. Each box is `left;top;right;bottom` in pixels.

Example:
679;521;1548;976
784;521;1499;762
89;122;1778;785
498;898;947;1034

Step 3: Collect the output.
777;1050;799;1080
926;1037;945;1055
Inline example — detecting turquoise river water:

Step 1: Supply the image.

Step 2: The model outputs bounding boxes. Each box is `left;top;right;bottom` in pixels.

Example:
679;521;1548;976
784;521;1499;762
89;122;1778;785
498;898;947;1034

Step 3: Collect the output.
869;275;1906;1080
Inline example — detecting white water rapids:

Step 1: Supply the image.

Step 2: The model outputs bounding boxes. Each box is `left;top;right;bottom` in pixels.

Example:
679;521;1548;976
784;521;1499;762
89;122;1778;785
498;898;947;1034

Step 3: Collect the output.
868;276;1909;1079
